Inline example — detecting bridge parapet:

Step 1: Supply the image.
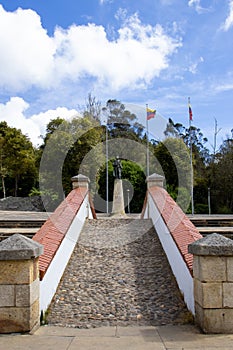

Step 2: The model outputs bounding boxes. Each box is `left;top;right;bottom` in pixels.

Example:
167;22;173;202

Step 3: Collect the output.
142;180;202;314
33;175;94;312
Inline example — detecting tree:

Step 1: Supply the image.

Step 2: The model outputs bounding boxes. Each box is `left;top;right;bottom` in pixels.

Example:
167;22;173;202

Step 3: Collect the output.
38;114;104;209
62;115;104;194
164;119;211;212
0;135;8;198
84;92;102;121
0;122;37;197
154;137;191;211
208;136;233;213
39;98;149;212
104;99;144;141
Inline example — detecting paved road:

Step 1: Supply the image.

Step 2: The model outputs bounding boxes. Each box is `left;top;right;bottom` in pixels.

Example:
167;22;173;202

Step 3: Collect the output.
1;325;233;350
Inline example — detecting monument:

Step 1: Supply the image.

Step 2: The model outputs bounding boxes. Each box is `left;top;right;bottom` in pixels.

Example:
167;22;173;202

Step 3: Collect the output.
111;156;125;216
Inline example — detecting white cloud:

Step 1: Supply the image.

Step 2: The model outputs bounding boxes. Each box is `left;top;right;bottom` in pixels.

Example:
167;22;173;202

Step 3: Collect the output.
0;5;183;143
188;0;211;14
0;5;55;91
221;0;233;31
99;0;113;5
0;97;79;146
0;6;182;93
214;83;233;92
188;56;204;74
115;8;128;21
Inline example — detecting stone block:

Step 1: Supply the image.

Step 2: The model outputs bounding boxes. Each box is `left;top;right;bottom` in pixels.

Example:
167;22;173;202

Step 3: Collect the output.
0;259;38;285
223;283;233;308
192;256;199;279
195;302;233;334
0;285;15;307
16;278;39;307
30;299;40;330
204;309;233;334
194;279;222;308
197;256;226;282
226;257;233;281
194;302;204;329
0;299;40;333
194;278;202;306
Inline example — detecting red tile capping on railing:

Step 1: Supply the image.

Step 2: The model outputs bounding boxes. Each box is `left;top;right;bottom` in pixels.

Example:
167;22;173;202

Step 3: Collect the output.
33;187;88;280
148;186;202;274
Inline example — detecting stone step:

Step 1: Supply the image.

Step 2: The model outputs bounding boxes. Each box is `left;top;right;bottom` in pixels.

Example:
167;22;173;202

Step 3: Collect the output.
47;218;189;328
189;215;233;227
197;226;233;240
0;220;45;228
0;228;39;242
198;226;233;233
0;211;50;232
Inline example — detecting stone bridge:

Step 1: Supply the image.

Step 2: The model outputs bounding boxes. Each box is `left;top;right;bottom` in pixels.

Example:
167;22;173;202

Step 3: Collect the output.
1;174;233;334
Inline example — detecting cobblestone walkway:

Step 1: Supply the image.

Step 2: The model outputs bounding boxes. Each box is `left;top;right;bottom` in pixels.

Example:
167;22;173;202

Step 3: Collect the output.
47;218;190;328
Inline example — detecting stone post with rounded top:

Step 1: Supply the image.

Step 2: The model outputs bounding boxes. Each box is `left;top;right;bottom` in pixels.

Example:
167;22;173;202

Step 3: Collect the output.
71;174;90;190
189;233;233;333
0;234;43;333
146;173;165;189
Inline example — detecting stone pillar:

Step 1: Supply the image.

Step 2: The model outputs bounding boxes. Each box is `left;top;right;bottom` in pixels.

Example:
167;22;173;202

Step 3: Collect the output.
111;179;125;216
146;173;165;189
0;234;43;334
188;233;233;333
71;174;90;190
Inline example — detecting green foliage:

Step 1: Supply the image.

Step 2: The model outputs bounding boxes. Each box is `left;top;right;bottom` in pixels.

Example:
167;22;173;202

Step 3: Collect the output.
193;178;208;206
29;187;41;197
105;99;144;143
195;203;209;214
154;137;190;191
166;185;190;213
218;206;232;214
208;137;233;213
0;122;37;197
1;97;233;217
39;114;104;209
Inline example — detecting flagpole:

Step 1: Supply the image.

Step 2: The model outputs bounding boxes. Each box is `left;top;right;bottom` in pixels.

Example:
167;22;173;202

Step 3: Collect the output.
106;119;109;214
146;104;149;178
188;97;194;215
102;107;109;215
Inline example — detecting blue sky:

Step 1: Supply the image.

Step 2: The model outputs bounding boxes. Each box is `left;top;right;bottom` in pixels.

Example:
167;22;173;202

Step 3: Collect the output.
0;0;232;149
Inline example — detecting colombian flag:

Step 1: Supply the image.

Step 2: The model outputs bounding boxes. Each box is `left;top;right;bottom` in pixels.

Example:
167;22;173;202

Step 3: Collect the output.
146;107;156;120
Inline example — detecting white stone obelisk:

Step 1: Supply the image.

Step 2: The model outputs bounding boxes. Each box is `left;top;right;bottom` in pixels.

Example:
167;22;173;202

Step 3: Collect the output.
111;179;125;216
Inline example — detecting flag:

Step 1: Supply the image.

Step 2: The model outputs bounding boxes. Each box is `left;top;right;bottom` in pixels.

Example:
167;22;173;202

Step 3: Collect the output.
188;102;193;121
146;107;156;120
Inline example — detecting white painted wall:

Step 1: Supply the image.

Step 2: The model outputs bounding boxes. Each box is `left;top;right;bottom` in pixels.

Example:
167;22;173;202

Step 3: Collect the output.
40;193;93;312
142;193;195;314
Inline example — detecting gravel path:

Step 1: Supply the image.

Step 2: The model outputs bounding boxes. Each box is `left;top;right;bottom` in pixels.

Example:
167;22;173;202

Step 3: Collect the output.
47;218;190;328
